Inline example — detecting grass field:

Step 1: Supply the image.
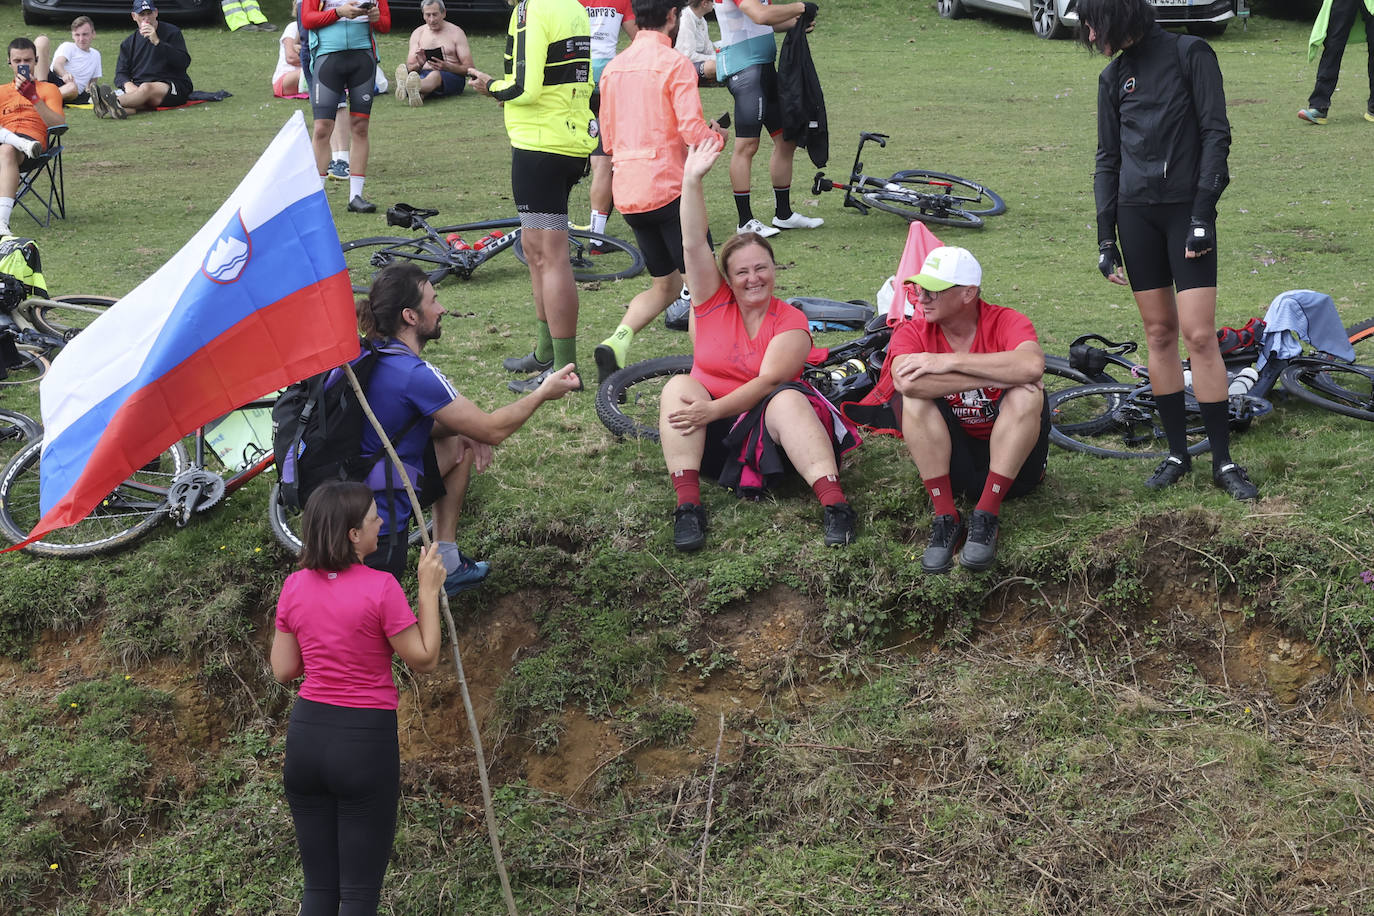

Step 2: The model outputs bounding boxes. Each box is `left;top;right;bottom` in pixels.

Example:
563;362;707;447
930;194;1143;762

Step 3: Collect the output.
2;0;1374;911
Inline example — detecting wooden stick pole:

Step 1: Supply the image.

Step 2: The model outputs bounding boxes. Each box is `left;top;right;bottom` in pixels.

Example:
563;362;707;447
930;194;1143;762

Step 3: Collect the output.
345;363;520;916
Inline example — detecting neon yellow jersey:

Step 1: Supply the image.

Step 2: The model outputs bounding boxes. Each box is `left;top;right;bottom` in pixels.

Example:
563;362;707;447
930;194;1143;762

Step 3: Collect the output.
490;0;598;158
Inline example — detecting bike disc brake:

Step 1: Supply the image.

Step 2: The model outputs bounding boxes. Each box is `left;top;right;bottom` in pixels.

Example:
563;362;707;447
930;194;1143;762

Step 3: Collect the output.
167;469;227;526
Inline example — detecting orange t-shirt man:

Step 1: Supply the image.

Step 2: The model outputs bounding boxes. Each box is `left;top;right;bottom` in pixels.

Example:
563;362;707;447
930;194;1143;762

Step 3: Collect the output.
0;82;63;151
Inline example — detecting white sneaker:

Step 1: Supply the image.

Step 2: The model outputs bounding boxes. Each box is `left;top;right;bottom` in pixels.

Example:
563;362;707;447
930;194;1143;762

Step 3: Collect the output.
772;211;824;230
394;64;408;103
0;223;11;237
19;138;40;159
405;72;423;107
737;218;781;238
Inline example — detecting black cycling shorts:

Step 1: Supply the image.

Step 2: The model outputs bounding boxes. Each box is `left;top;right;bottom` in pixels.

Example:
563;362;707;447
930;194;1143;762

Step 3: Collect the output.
622;199;685;279
725;62;781;140
1116;203;1217;293
936;392;1050;503
312;49;376;120
511;147;586;228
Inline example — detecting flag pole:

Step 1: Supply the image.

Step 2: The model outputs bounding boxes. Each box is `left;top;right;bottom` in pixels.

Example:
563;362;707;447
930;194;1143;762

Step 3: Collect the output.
344;363;520;916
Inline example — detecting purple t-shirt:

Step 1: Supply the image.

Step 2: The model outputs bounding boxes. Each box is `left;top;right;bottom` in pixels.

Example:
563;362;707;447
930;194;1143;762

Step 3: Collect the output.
275;563;418;709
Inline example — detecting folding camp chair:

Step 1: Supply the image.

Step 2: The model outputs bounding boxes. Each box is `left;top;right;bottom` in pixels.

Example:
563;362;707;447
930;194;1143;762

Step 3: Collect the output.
15;124;67;228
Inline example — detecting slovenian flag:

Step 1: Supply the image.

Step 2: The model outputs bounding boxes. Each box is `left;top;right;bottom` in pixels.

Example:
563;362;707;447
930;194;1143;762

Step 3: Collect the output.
14;111;359;549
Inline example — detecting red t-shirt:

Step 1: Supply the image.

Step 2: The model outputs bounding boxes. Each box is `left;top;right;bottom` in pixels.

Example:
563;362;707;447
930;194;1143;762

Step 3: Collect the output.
888;298;1037;440
275;563;419;709
0;83;62;150
689;280;811;399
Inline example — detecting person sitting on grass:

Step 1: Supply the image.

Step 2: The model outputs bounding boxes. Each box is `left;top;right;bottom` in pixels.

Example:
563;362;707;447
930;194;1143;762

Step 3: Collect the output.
0;38;65;237
394;0;473;107
889;246;1048;575
48;17;102;104
90;0;192;119
658;135;858;552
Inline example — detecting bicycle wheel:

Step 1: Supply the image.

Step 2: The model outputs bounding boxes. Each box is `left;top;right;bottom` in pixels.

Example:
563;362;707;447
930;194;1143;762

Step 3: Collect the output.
1050;383;1210;459
341;236;452;294
595;354;692;442
0;437;189;556
269;483;431;556
870;170;1006;228
1280;362;1374;422
29;294;117;340
1347;317;1374;363
0;343;50;387
1043;355;1093;400
0;408;39;469
514;229;645;283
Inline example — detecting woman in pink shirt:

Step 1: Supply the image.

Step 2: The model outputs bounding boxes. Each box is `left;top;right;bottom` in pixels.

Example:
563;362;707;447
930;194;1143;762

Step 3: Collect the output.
270;480;445;915
658;134;858;553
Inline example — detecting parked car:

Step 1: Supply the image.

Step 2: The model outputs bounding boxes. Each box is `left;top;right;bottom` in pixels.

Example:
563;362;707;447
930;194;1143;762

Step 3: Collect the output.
937;0;1246;40
24;0;220;26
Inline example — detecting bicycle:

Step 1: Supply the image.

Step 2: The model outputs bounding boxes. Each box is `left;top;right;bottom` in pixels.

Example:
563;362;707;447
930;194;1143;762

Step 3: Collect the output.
0;293;117;386
812;131;1006;229
0;408;38;468
0;396;278;557
341;204;646;294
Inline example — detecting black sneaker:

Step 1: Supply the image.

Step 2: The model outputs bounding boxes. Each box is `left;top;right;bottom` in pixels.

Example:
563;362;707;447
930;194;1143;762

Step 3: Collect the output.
823;501;856;546
673;503;707;551
921;513;964;574
593;344;621;386
959;509;999;572
502;350;553;374
347;195;377;214
1213;463;1259;501
508;366;582;394
1145;454;1191;489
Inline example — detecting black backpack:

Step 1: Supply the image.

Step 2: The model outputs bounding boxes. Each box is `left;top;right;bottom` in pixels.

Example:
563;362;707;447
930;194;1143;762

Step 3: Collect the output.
272;338;416;512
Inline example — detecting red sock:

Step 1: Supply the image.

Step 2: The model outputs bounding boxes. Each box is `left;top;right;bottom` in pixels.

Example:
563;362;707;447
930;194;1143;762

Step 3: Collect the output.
923;475;957;518
810;474;846;507
976;471;1014;517
671;469;701;506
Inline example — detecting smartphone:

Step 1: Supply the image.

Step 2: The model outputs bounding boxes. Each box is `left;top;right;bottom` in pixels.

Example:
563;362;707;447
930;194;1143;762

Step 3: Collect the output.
424;47;444;61
16;64;31;81
717;111;731;130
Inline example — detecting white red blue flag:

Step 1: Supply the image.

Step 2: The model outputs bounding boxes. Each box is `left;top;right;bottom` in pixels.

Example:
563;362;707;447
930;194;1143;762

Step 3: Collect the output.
14;112;358;549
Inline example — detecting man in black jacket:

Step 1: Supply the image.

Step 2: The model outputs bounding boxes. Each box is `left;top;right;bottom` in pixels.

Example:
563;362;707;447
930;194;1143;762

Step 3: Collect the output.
92;0;192;118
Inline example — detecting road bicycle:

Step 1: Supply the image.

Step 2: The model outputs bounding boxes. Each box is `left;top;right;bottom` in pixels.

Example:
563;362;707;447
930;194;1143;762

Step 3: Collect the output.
341;204;646;294
0;294;117;386
0;396;278;557
812;132;1006;229
0;408;38;468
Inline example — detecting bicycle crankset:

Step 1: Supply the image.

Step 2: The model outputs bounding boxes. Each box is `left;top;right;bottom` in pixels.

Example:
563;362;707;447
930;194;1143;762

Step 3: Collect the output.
167;469;227;526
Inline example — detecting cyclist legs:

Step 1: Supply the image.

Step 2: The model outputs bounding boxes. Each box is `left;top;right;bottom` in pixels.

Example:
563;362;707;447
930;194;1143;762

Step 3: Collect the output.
521;227;579;339
898;395;952;482
429;435;475;545
1133;287;1186;395
311;117;336;177
622;272;682;333
768;134;799;199
1175;286;1225;402
986;384;1044;481
347;114;370;189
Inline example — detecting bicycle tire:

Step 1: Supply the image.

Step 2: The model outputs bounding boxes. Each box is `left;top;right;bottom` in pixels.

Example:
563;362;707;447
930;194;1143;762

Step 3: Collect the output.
1050;383;1271;459
1348;316;1374;363
0;408;39;469
1279;361;1374;422
0;343;50;386
0;437;189;556
862;187;983;229
885;169;1007;216
341;236;452;294
596;354;692;442
29;294;117;340
1043;355;1093;399
513;229;646;283
269;482;430;556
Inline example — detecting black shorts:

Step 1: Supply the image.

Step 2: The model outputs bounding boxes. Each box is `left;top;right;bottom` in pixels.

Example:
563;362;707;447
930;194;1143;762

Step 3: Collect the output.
312;49;376;120
724;62;781;140
622;199;685;278
511;147;586;228
363;440;444;581
1116;203;1217;293
936;392;1050;503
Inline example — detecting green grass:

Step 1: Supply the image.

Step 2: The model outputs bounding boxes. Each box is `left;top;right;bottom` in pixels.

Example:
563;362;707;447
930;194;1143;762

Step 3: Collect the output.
1;0;1373;911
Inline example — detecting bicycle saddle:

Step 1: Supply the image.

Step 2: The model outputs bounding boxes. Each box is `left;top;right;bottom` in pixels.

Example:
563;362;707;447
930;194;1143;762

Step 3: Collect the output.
385;203;439;229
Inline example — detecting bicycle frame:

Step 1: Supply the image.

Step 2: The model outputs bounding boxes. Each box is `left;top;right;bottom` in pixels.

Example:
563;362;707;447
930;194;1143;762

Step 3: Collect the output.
813;131;894;215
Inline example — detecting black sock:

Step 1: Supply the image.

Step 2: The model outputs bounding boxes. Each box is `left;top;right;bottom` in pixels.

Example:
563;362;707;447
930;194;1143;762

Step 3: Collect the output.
1154;390;1191;461
1197;399;1233;471
734;193;753;226
773;186;791;220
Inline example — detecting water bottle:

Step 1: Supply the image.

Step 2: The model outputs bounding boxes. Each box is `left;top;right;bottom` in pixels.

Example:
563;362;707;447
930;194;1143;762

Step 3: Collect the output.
446;233;469;251
1228;366;1259;397
472;230;504;251
828;358;866;383
1182;369;1193;390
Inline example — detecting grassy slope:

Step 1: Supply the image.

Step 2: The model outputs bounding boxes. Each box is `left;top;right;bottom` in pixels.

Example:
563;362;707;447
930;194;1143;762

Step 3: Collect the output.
1;0;1373;911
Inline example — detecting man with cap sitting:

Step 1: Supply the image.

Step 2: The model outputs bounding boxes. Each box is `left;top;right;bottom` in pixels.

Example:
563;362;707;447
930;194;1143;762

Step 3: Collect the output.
889;246;1048;574
91;0;192;118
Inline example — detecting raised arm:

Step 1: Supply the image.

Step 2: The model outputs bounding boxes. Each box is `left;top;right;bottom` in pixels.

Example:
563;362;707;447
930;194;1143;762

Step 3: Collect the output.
680;135;727;306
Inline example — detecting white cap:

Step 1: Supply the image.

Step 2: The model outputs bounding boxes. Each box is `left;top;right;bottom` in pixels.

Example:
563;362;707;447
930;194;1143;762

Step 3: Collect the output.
905;246;982;292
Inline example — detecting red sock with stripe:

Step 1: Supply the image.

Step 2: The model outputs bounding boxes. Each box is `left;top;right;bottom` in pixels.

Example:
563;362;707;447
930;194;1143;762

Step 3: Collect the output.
811;474;846;507
975;471;1014;517
923;475;957;518
671;469;701;507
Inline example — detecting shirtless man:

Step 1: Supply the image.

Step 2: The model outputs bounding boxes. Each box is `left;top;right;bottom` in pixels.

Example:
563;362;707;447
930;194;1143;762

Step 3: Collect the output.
394;0;473;107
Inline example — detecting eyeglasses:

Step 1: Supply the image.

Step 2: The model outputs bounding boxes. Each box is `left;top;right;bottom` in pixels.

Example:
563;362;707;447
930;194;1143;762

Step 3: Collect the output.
903;283;959;305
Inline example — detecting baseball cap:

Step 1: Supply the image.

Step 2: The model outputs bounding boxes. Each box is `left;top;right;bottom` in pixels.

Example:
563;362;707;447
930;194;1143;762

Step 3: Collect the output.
132;0;157;12
905;246;982;292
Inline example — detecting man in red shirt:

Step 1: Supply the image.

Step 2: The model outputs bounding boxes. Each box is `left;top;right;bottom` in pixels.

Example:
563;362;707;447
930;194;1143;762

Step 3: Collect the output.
890;246;1048;574
0;37;64;236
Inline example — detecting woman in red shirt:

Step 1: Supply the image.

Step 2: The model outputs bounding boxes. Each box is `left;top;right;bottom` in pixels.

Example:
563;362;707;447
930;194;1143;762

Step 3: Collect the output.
270;480;445;915
659;135;857;552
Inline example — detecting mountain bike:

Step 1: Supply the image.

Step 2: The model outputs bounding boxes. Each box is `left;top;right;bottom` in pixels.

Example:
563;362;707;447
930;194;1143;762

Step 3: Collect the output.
0;396;278;557
812;131;1006;229
341;204;646;294
0;294;117;386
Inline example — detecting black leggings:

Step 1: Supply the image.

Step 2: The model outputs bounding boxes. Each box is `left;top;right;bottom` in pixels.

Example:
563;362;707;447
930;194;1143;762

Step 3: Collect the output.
284;698;399;916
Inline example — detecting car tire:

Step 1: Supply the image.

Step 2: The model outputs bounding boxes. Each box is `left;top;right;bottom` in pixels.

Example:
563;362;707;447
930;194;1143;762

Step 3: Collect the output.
1031;0;1068;38
937;0;966;19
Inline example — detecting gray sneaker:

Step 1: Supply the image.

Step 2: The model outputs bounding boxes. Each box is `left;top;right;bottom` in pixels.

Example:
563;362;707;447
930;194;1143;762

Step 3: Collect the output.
502;350;553;374
958;509;999;572
921;514;964;574
327;159;349;180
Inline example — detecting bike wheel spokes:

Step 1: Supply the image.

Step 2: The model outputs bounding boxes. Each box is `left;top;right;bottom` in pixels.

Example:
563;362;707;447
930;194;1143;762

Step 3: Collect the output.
1049;383;1209;459
0;438;188;556
1281;362;1374;422
519;229;645;283
886;169;1007;216
0;409;39;469
29;295;117;340
341;237;452;294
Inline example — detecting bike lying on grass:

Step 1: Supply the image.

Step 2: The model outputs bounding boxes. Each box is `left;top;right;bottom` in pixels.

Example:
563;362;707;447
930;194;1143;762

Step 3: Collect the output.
812;131;1006;229
0;294;117;386
341;204;646;294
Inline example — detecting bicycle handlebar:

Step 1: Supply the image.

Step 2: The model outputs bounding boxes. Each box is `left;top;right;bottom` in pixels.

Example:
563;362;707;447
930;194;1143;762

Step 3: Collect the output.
859;131;889;146
812;172;835;194
1070;333;1138;356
